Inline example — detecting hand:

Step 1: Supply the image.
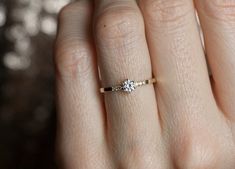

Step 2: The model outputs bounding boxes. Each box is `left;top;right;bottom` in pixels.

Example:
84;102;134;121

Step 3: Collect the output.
54;0;235;168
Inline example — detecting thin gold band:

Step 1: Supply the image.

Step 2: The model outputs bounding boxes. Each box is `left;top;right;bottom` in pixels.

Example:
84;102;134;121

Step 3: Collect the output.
100;78;156;93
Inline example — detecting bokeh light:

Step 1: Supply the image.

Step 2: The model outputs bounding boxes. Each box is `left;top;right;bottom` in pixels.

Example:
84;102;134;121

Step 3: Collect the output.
2;0;71;70
0;5;6;27
43;0;71;14
40;16;57;35
3;52;31;70
0;0;72;169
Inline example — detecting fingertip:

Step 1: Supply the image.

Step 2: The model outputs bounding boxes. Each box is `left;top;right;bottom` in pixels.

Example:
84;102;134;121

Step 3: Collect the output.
55;1;95;80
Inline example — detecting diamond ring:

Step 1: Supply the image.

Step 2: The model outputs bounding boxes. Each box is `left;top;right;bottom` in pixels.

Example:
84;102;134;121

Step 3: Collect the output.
100;78;156;93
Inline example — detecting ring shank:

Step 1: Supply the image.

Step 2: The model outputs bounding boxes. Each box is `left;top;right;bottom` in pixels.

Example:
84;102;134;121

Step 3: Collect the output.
100;78;156;93
100;87;113;93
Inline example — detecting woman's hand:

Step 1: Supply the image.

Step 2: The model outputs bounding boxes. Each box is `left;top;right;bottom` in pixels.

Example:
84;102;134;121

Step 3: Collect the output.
54;0;235;168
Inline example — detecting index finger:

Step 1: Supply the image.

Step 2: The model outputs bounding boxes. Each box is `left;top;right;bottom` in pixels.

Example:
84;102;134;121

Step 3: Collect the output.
55;1;109;168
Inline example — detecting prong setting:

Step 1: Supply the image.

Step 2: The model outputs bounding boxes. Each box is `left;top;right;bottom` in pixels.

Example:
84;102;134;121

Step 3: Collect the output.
121;79;136;93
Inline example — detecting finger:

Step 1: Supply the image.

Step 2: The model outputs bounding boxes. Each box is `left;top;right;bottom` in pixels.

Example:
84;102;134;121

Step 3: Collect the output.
195;0;235;121
55;2;110;168
138;0;231;167
94;1;166;168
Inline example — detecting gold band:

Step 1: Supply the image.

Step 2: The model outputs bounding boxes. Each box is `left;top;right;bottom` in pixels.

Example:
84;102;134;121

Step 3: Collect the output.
100;78;156;93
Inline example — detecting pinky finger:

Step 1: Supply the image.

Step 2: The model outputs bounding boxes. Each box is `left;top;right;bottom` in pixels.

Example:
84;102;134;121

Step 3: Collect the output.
55;2;109;168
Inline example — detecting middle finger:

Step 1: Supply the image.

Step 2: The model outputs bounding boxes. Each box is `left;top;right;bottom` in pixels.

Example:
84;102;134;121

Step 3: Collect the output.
139;0;227;168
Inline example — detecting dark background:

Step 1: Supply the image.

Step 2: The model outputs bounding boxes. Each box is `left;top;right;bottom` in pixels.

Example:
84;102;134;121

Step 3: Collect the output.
0;0;71;168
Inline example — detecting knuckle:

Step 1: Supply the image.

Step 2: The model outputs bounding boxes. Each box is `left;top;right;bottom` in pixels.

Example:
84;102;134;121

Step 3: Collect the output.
202;0;235;22
173;132;235;169
117;142;160;168
184;145;217;169
140;0;191;24
58;2;87;21
54;40;92;79
94;6;143;45
175;140;218;168
58;3;76;19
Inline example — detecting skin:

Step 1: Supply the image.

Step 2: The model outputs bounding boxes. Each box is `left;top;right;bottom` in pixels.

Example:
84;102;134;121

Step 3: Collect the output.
54;0;235;168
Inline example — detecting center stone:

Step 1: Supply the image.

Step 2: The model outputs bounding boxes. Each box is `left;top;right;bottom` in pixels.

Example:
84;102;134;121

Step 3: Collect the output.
122;79;136;93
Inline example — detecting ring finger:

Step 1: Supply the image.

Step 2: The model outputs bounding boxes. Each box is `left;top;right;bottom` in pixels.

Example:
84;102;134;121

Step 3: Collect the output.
94;0;166;168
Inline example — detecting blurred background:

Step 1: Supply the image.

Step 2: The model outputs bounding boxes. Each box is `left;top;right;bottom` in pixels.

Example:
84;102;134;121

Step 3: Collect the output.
0;1;207;169
0;0;72;168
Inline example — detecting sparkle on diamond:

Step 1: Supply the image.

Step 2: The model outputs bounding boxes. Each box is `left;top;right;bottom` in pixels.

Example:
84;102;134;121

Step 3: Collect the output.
122;79;136;93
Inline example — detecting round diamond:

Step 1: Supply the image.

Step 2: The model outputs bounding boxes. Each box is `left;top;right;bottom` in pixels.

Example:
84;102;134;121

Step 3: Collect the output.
122;79;136;93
